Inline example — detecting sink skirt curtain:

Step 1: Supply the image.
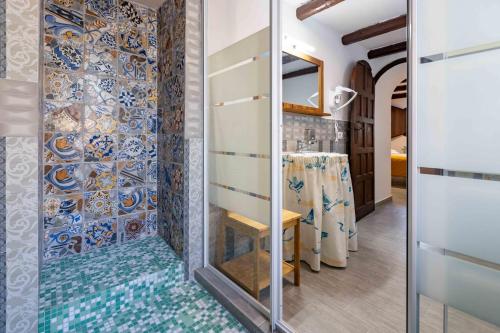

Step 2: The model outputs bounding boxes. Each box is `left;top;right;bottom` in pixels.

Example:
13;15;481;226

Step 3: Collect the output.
283;153;358;271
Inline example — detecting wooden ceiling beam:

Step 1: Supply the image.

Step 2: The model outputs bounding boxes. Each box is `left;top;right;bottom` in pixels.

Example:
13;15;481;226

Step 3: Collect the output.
368;41;407;59
296;0;344;21
392;92;407;99
283;66;318;80
394;85;406;92
342;15;407;45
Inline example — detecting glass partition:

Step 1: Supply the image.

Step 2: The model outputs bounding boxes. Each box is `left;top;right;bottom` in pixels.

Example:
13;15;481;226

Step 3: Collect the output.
205;0;272;307
413;0;500;331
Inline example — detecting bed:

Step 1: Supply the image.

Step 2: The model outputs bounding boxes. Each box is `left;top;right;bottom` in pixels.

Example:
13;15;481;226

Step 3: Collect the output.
391;151;407;188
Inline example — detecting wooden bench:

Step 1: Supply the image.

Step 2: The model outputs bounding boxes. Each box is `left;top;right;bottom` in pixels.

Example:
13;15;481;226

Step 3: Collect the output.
215;209;301;300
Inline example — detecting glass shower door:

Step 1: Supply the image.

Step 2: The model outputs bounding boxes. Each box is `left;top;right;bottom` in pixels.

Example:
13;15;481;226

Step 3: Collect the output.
410;0;500;331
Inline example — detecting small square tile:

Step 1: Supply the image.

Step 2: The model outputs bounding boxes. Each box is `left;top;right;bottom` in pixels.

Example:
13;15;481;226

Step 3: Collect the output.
84;14;117;48
44;35;83;72
84;190;117;219
146;160;156;184
85;74;117;105
44;132;83;164
85;0;116;20
118;22;147;56
44;69;84;102
147;59;157;82
146;109;157;134
118;187;145;215
84;44;117;75
118;107;144;134
119;212;147;242
44;101;83;133
84;133;116;161
83;218;117;250
147;187;157;210
84;105;117;134
118;0;147;29
146;134;156;159
118;134;146;160
146;8;157;33
44;164;83;195
44;225;83;260
43;194;84;229
145;212;157;235
117;161;145;187
146;31;156;61
118;80;147;108
82;163;117;191
147;86;157;109
118;52;147;80
44;2;84;42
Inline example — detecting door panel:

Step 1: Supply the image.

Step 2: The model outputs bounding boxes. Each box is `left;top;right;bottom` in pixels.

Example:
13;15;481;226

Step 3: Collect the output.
349;61;375;221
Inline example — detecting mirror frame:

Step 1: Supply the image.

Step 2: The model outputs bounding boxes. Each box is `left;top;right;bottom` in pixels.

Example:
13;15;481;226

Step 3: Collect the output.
282;47;328;116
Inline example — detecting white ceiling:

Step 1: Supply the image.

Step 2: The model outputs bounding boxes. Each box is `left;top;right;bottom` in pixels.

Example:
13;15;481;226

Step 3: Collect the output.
285;0;407;49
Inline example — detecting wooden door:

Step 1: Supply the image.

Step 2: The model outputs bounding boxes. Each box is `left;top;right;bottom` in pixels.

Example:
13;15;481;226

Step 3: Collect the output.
349;61;375;221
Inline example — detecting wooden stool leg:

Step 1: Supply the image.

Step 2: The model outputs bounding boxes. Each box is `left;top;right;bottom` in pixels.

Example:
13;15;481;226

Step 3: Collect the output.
254;237;261;300
215;220;226;267
294;220;301;286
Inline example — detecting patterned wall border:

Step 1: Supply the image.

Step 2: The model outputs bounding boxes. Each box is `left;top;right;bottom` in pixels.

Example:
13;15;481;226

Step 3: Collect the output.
0;0;5;78
0;137;6;333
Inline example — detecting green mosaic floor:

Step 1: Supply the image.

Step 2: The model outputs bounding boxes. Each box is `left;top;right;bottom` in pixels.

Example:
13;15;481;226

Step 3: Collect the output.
39;236;247;332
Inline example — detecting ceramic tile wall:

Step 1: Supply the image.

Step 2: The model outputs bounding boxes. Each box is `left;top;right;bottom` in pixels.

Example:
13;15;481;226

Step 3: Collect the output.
0;0;6;328
41;0;158;261
283;113;350;154
157;0;186;257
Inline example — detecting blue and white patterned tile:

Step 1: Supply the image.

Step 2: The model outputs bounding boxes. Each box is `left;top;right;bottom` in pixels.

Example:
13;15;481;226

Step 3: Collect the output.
118;134;147;160
83;218;117;250
117;160;145;187
44;69;84;102
146;134;157;159
118;21;147;57
83;132;116;161
84;14;117;48
147;186;157;210
118;79;147;108
44;1;84;42
117;0;147;29
44;101;83;133
146;211;157;235
84;190;117;219
85;74;117;105
43;132;83;164
84;104;117;134
44;34;83;72
44;224;83;260
82;162;117;191
118;187;145;215
43;164;83;195
43;194;84;229
85;0;116;20
118;52;147;81
146;159;156;184
118;107;144;134
46;0;83;15
84;44;117;75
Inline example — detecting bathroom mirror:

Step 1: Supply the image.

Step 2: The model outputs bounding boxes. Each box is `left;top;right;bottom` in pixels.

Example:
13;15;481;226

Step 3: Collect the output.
282;49;326;116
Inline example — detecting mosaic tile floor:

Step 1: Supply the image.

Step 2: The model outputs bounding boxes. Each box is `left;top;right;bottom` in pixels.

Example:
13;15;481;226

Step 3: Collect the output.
39;236;246;332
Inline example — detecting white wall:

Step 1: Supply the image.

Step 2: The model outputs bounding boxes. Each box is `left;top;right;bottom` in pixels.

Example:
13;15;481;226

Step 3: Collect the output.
282;2;368;121
374;63;407;203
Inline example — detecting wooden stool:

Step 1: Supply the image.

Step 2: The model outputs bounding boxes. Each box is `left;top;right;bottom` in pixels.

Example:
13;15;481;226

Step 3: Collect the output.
215;209;301;300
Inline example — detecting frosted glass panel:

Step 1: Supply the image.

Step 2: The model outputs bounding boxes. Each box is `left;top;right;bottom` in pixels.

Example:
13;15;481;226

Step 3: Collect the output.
417;49;500;173
417;0;500;56
417;248;500;327
418;174;500;265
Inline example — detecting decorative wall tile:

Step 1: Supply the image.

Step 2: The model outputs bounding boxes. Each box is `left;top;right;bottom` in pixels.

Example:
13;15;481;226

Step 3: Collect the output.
44;224;83;259
44;132;83;163
84;14;117;48
118;52;146;80
82;163;116;191
118;107;144;134
44;69;84;102
118;187;145;215
83;132;116;161
85;74;117;105
83;218;117;250
118;0;146;29
44;1;84;42
44;35;83;72
118;134;146;160
84;45;117;75
0;138;5;330
85;0;116;20
84;104;117;134
44;101;83;133
146;134;156;159
117;161;145;187
5;137;38;193
44;164;83;195
43;194;83;229
146;109;157;135
118;22;147;56
119;212;147;241
147;187;156;210
146;160;156;184
118;80;147;108
84;190;117;219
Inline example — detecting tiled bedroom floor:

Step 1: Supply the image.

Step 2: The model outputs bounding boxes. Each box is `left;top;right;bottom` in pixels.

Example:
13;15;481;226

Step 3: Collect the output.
39;236;246;333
